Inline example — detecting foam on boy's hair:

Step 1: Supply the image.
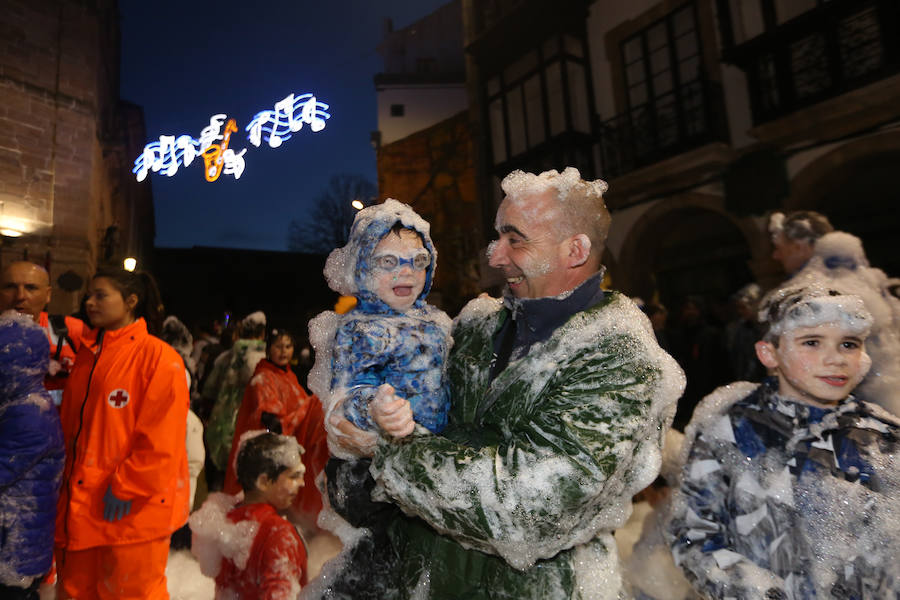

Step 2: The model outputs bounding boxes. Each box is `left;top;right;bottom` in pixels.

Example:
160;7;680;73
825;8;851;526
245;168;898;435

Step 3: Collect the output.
758;284;873;342
235;430;303;492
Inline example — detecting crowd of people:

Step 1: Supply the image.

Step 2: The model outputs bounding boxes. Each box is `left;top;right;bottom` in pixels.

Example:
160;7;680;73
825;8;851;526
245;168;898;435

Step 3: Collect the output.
0;167;897;600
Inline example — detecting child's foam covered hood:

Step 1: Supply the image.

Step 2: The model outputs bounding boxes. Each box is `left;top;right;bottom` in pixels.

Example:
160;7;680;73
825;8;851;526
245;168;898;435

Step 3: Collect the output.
324;199;437;309
0;310;49;399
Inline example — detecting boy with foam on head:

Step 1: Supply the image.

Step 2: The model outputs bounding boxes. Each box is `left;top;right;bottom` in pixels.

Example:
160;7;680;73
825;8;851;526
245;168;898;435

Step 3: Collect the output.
306;199;451;599
666;284;900;598
190;431;308;600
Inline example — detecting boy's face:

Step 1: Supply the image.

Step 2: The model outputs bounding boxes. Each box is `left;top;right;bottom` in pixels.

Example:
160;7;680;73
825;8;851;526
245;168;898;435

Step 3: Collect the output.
755;323;870;408
259;459;305;510
370;229;428;311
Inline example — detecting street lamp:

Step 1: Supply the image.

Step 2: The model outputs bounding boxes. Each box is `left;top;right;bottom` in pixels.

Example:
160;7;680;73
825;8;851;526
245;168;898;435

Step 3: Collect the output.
351;199;364;210
123;257;137;272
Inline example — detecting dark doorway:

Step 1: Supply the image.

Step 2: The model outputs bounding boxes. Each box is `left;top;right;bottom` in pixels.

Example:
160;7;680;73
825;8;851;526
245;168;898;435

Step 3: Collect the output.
816;151;900;277
634;207;754;310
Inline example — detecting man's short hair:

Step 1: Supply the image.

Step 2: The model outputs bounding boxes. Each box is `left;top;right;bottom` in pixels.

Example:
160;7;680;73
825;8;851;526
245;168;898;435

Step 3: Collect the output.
768;211;834;245
239;311;266;339
235;431;303;492
757;284;872;343
501;167;611;253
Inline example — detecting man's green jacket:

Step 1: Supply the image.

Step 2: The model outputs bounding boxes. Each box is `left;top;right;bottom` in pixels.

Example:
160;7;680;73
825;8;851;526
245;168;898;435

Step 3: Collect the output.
372;291;685;599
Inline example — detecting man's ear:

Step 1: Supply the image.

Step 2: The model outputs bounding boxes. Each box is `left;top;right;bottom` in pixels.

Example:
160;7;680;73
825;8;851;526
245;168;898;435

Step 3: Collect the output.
565;234;592;268
755;341;779;369
255;472;272;493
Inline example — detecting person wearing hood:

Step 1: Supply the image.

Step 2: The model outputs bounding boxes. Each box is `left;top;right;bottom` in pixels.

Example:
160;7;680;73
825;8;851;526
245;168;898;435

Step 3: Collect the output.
306;199;451;599
0;311;65;599
205;311;268;490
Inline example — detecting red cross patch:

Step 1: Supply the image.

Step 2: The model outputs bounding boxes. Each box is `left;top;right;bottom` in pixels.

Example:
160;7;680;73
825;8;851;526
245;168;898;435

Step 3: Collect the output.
107;389;130;409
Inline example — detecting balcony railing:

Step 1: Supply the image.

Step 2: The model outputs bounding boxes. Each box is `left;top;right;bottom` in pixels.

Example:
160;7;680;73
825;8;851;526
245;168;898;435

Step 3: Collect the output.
598;78;728;179
719;0;900;124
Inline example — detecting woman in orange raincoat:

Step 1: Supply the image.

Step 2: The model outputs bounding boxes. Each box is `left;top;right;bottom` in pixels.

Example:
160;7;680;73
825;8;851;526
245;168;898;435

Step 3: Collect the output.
224;329;328;532
54;269;189;600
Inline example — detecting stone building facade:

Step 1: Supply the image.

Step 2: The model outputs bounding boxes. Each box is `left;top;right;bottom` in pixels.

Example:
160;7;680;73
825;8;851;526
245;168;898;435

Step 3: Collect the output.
0;0;152;313
461;0;900;307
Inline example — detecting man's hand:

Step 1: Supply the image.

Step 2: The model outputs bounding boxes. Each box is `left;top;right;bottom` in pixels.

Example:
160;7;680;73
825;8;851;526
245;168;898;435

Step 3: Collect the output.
102;484;132;522
328;413;378;457
372;384;415;438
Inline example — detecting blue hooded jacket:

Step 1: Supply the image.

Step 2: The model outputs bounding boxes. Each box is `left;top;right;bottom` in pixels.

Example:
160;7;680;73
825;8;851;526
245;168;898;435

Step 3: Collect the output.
0;312;65;586
324;199;452;433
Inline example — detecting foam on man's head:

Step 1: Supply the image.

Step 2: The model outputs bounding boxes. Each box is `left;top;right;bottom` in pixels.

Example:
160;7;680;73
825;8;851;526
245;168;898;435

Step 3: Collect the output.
235;430;304;492
758;284;873;343
500;167;611;249
767;210;833;244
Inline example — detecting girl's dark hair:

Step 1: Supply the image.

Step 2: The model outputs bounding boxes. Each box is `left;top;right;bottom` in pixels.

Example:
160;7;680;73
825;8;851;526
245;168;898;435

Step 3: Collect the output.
236;432;298;492
266;328;295;350
93;269;165;335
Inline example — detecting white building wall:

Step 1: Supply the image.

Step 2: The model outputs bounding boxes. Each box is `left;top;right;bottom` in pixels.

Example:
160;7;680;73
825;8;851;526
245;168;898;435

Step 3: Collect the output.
376;84;468;145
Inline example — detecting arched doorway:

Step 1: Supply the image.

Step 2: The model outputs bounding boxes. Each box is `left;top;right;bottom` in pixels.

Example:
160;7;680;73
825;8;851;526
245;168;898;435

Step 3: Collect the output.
618;197;756;311
789;134;900;276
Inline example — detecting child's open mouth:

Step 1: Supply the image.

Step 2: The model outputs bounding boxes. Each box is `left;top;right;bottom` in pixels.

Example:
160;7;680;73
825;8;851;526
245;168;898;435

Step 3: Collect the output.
393;286;413;297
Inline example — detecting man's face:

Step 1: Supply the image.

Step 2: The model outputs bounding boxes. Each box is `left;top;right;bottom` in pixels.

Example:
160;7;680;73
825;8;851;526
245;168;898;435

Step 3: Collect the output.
771;232;813;275
488;190;569;299
369;229;428;312
260;459;306;510
758;323;870;408
0;263;51;320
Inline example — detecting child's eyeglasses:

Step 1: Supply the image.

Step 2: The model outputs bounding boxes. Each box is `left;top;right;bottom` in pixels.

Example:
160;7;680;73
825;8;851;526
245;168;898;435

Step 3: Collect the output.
372;252;431;271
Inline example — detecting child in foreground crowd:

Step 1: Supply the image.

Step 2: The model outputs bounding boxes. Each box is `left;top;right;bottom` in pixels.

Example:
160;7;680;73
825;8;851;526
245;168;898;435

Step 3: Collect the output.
307;199;452;598
0;311;64;600
666;284;900;598
191;432;308;600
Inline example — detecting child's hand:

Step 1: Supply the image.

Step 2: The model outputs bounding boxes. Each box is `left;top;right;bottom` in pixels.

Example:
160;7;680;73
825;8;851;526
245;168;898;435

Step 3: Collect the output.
372;384;415;438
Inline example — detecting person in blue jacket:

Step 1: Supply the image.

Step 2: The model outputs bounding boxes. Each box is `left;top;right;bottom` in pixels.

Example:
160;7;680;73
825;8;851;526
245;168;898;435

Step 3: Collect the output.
0;310;65;599
307;199;452;599
667;284;900;598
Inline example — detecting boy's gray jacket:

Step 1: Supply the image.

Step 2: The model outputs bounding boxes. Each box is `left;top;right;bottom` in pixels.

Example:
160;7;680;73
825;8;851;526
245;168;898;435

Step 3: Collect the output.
667;379;900;599
372;291;684;599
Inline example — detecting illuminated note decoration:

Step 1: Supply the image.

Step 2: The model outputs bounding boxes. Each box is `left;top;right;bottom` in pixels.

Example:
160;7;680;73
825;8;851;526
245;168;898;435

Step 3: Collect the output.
132;89;331;183
246;92;330;148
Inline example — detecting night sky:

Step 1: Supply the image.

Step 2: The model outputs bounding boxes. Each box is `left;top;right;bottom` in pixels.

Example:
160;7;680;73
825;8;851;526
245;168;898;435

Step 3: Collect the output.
119;1;448;251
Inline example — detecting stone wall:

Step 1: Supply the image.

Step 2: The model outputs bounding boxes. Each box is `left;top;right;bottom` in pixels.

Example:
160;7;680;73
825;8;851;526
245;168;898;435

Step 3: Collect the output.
0;0;151;314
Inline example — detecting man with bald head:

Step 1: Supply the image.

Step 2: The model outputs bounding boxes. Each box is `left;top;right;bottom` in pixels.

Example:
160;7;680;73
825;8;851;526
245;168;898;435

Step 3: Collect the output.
323;168;685;600
0;261;84;392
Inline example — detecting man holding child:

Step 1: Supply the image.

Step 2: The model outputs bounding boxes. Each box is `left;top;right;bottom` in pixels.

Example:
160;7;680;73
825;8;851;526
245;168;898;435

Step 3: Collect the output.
332;167;685;599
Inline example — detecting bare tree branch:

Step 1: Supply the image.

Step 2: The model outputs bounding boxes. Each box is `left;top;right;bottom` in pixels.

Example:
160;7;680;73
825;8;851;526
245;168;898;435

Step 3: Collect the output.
287;174;377;254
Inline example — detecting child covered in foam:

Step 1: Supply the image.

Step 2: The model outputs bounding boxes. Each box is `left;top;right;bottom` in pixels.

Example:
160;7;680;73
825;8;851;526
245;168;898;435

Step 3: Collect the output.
190;432;308;600
306;199;451;598
666;284;900;598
